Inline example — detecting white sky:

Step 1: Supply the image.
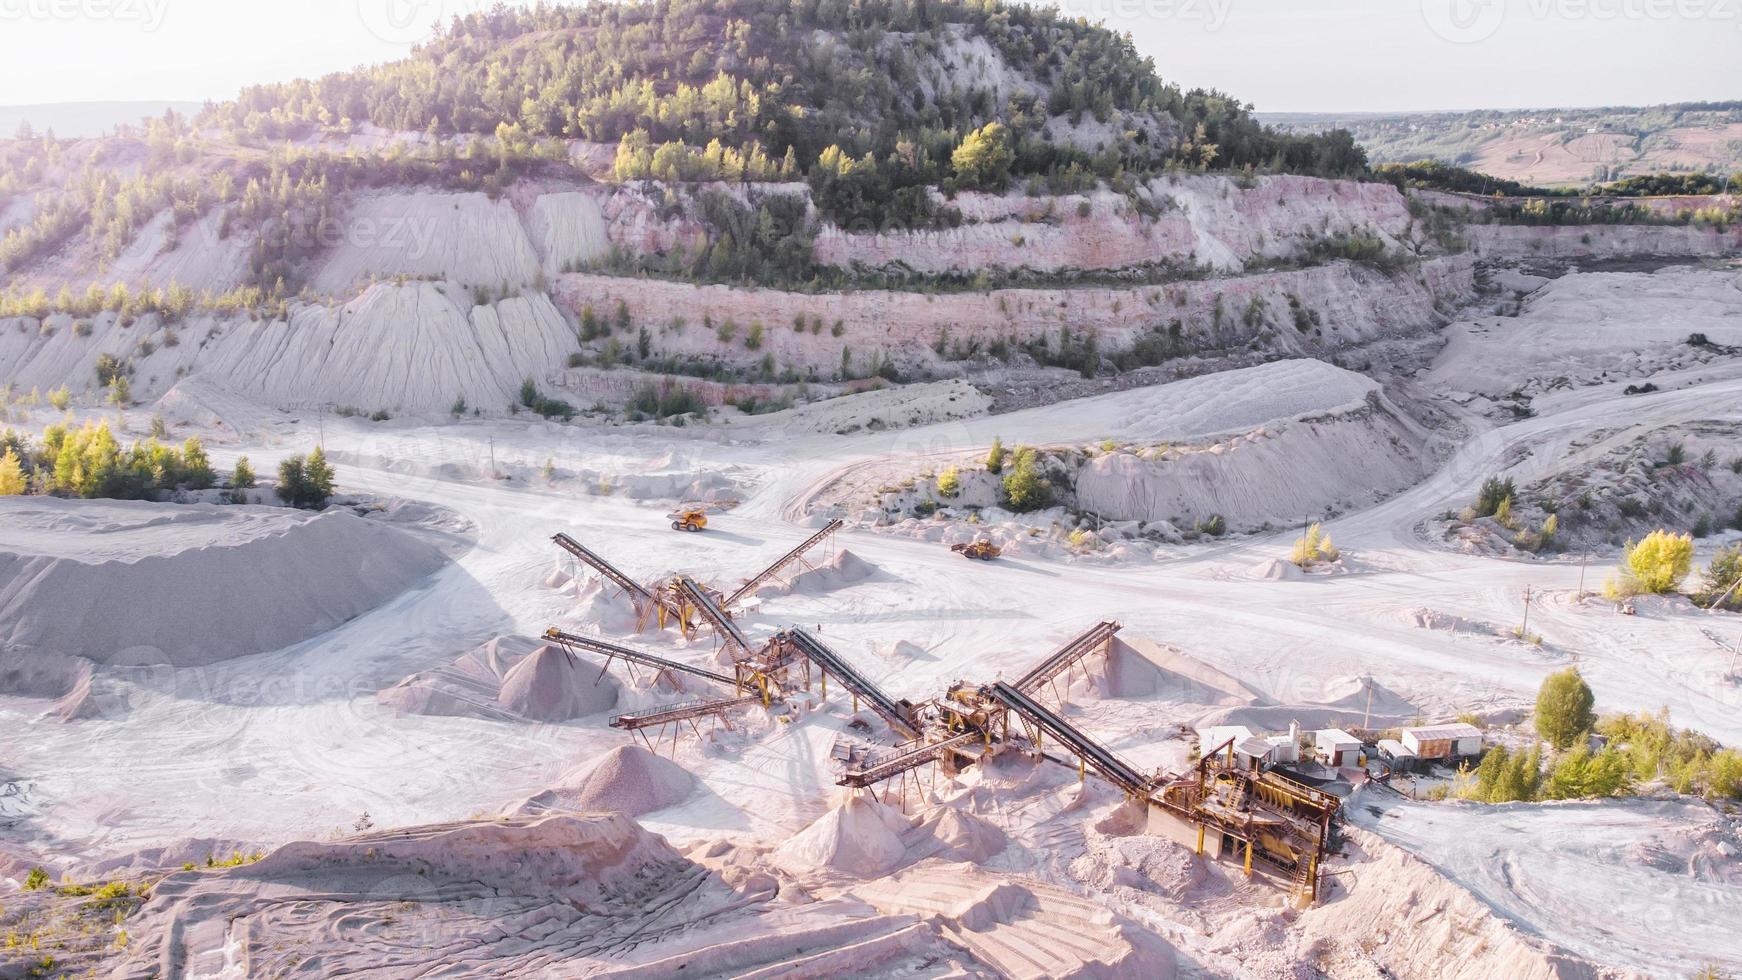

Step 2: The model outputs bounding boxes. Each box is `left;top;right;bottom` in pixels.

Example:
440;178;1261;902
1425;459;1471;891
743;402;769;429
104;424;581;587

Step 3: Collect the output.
0;0;1734;112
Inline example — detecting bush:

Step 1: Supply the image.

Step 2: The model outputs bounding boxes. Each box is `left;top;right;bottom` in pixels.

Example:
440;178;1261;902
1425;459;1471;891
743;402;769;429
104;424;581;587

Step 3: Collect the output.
24;866;49;890
1475;476;1516;518
1291;522;1339;567
936;465;960;498
1541;745;1633;800
1622;529;1694;594
231;456;256;489
1464;744;1542;803
985;437;1006;475
1534;667;1596;750
1000;447;1050;512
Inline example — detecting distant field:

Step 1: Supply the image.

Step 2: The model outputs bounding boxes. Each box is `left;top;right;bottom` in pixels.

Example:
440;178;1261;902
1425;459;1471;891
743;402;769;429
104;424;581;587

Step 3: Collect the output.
1260;102;1742;188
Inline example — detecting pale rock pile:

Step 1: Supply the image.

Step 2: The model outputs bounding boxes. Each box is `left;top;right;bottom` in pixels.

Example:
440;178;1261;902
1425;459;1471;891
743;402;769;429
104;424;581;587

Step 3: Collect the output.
774;795;915;877
511;745;694;818
376;634;620;722
0;498;448;669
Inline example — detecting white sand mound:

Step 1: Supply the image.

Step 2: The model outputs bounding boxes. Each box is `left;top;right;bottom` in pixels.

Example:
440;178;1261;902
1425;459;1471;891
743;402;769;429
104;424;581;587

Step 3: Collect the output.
921;807;1008;864
0;498;448;668
757;549;877;598
1095;637;1266;703
569;577;645;633
497;644;620;721
377;635;619;722
1200;674;1418;731
514;745;694;818
774;795;914;877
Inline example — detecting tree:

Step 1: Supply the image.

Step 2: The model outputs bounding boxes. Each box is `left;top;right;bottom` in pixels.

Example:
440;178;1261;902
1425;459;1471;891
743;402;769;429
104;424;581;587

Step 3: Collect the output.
1534;667;1596;751
1694;544;1741;611
986;436;1006;475
1001;447;1050;512
1622;530;1695;594
1475;476;1516;518
0;448;25;495
232;456;256;489
936;465;960;498
181;437;215;489
276;456;307;506
303;447;335;508
1291;523;1340;567
951;123;1014;191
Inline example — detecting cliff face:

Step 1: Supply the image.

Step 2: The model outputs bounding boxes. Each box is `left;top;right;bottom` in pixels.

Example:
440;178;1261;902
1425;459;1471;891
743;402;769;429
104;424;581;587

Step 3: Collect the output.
1;168;1735;416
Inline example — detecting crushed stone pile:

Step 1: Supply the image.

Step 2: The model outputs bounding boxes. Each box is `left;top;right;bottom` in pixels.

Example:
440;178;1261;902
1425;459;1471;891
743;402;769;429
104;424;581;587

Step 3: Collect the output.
0;497;449;669
512;745;694;818
774;795;914;877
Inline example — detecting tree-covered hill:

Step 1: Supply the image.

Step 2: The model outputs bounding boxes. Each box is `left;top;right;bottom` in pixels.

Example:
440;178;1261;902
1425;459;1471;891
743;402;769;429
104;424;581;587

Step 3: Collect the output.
206;0;1362;190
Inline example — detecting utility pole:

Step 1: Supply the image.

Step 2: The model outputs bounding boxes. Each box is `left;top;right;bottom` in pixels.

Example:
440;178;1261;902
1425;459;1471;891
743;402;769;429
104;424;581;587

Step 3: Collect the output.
488;436;497;479
1577;552;1589;600
1520;585;1533;639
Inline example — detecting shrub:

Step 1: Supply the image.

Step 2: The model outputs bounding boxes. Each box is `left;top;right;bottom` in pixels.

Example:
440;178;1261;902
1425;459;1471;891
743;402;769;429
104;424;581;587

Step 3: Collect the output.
936;465;960;498
519;377;538;408
1534;667;1596;750
231;456;256;489
47;384;70;410
181;437;215;490
1475;476;1516;518
1000;447;1050;512
1493;495;1515;529
1664;441;1686;466
1198;514;1226;537
24;866;49;890
1464;744;1542;803
1291;523;1340;567
451;395;467;416
1694;545;1742;610
1541;745;1633;800
986;437;1006;475
744;320;763;350
1622;529;1694;594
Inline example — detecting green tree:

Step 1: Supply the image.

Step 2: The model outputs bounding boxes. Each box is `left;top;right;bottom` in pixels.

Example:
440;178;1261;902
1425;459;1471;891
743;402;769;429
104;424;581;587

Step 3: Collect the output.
0;448;25;495
1694;544;1741;610
276;456;306;506
1001;447;1050;512
1534;667;1596;751
986;436;1006;475
303;447;335;508
231;456;256;489
1475;476;1516;517
181;437;215;489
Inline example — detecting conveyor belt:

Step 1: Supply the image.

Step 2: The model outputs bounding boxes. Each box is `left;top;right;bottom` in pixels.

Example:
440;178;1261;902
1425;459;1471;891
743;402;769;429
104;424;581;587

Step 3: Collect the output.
543;628;734;686
837;731;979;787
610;694;760;730
780;628;917;737
551;534;656;603
725;519;845;608
1015;621;1121;694
675;576;753;651
987;681;1148;794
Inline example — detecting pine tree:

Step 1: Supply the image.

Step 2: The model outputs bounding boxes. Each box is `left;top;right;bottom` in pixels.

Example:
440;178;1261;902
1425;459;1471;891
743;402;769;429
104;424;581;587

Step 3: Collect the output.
232;456;256;489
0;448;26;495
986;436;1006;475
1535;667;1596;750
276;456;306;506
181;436;215;489
303;447;335;508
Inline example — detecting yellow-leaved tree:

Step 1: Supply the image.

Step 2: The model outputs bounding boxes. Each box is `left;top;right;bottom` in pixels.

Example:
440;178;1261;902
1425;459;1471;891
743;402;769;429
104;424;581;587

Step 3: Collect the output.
1608;529;1694;597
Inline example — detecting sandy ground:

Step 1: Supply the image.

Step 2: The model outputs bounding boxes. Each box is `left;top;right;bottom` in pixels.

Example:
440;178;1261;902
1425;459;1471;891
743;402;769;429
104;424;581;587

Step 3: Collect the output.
3;265;1742;975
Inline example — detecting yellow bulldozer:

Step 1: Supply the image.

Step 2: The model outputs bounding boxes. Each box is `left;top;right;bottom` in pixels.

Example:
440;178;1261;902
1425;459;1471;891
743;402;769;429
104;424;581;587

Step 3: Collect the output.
668;507;708;532
950;540;1001;561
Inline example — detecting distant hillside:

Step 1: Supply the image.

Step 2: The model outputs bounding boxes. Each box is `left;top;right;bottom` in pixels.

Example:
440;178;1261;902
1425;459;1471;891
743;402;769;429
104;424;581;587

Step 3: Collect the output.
0;102;204;140
1261;102;1742;188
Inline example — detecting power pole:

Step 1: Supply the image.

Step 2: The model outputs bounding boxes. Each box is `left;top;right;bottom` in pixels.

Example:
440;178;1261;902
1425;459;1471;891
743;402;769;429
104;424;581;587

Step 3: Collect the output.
1577;552;1589;600
1520;585;1533;639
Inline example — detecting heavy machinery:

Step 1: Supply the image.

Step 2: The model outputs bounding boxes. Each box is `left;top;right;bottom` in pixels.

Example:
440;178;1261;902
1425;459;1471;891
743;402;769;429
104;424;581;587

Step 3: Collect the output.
950;540;1001;561
669;507;708;532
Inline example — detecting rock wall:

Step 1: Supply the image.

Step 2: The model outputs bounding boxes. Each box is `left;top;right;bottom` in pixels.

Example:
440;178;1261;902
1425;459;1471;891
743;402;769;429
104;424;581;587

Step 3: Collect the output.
817;174;1418;274
554;256;1476;373
1466;222;1742;261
